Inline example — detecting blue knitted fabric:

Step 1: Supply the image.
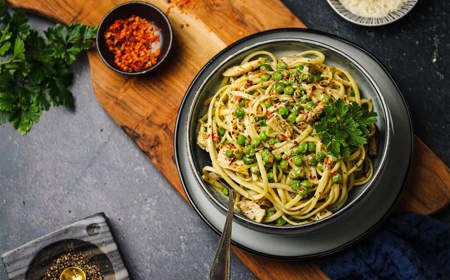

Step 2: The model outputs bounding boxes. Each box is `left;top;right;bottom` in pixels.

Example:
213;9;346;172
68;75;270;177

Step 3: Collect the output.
318;212;450;280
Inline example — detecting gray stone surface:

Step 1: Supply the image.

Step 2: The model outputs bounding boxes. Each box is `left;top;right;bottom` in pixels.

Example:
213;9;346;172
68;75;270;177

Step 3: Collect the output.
0;2;449;280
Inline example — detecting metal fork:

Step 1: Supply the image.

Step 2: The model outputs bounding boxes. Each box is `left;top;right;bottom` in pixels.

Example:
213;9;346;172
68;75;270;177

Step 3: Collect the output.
209;190;234;280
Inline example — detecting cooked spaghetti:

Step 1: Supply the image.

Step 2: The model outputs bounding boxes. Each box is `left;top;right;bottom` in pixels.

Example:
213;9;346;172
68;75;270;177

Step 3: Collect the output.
197;50;377;226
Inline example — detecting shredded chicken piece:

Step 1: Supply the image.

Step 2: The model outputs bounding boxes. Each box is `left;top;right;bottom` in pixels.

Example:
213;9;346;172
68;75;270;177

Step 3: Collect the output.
237;200;266;222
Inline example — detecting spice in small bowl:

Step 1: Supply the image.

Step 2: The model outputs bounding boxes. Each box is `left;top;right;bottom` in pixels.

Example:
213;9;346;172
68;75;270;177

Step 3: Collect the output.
96;2;173;75
105;15;161;72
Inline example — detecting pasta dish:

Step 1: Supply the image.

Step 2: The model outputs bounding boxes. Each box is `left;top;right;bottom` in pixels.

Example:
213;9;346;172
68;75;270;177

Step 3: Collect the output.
197;50;377;226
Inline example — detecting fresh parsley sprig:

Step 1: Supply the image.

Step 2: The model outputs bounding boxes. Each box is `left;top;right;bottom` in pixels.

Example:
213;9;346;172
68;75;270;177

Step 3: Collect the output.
0;1;97;134
314;99;377;158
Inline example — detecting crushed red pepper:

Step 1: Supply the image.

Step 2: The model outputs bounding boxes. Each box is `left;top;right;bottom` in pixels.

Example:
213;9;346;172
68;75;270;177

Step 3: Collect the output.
104;15;160;72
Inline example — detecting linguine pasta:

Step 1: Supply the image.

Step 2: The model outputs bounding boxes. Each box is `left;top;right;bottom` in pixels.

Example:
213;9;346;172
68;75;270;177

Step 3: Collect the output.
197;50;377;226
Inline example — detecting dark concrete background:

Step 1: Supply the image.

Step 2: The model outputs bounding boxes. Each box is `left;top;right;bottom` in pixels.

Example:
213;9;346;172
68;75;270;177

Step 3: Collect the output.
0;1;448;279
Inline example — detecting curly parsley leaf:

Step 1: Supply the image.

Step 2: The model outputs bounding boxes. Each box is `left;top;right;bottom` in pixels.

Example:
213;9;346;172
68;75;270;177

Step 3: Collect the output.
0;1;97;134
314;99;377;158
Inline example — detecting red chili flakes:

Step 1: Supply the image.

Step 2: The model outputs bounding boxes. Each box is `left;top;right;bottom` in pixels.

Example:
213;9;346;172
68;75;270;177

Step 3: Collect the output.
204;97;211;105
244;80;254;88
105;15;161;72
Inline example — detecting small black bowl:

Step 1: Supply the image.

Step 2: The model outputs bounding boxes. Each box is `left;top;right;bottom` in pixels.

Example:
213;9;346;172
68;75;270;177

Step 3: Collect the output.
96;1;173;76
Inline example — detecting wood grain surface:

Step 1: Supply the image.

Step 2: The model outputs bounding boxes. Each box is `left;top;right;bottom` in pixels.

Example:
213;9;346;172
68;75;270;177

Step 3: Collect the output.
6;1;449;279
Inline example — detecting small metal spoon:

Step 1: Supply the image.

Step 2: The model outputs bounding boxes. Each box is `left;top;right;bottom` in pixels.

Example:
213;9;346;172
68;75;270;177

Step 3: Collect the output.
60;266;86;280
209;189;234;280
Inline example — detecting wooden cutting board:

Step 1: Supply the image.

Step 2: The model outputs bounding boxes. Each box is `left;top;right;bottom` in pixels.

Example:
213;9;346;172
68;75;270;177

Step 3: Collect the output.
7;0;449;279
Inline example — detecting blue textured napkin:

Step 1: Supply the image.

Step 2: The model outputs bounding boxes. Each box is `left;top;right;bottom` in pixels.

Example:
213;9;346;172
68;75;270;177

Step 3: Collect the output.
318;212;450;280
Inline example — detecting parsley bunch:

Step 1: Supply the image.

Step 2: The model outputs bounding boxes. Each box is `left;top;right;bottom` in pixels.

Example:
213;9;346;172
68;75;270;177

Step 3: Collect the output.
0;1;97;134
314;99;377;158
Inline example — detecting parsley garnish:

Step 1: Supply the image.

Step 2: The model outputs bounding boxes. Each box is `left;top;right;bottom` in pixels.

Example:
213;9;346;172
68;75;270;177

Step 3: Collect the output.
0;1;97;134
314;99;377;158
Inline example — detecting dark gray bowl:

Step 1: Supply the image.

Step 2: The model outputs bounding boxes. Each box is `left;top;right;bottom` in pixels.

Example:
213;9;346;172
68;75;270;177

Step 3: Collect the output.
175;29;413;257
185;30;393;235
96;1;173;76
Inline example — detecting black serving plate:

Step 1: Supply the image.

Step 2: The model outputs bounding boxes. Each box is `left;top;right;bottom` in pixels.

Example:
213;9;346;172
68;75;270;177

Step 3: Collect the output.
174;28;413;258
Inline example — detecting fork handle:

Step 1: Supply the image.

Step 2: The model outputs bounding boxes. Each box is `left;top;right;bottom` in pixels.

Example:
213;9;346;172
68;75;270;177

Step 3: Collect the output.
209;190;234;280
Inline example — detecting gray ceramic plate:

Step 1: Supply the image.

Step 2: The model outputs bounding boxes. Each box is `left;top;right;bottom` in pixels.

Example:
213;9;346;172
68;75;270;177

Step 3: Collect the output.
327;0;418;26
175;29;413;258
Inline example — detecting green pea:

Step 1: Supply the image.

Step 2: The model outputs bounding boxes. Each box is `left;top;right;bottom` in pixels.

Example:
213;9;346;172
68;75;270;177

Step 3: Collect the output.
322;95;331;104
291;180;301;191
293;105;303;115
297;142;308;154
225;139;231;145
277;61;287;70
298;186;308;196
252;137;261;146
293;156;303;166
276;217;286;226
309;157;318;166
296;65;304;71
222;187;229;196
273;71;282;81
267;170;275;182
280;79;290;86
316;152;326;161
317;162;324;171
305;101;315;111
243;156;254;165
273;152;282;161
275;83;285;93
260;73;271;82
235;108;245;119
308;142;316;153
259;131;268;141
287;113;297;124
237;134;246;146
284;86;294;95
262;150;274;163
264;101;272;108
259;63;271;72
266;209;275;217
301;180;313;188
269;137;280;145
250;165;259;174
246;145;256;157
235;151;243;159
289;168;305;179
280;160;289;170
225;149;234;158
278;107;289;117
218;127;225;136
332;174;342;184
300;94;310;103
